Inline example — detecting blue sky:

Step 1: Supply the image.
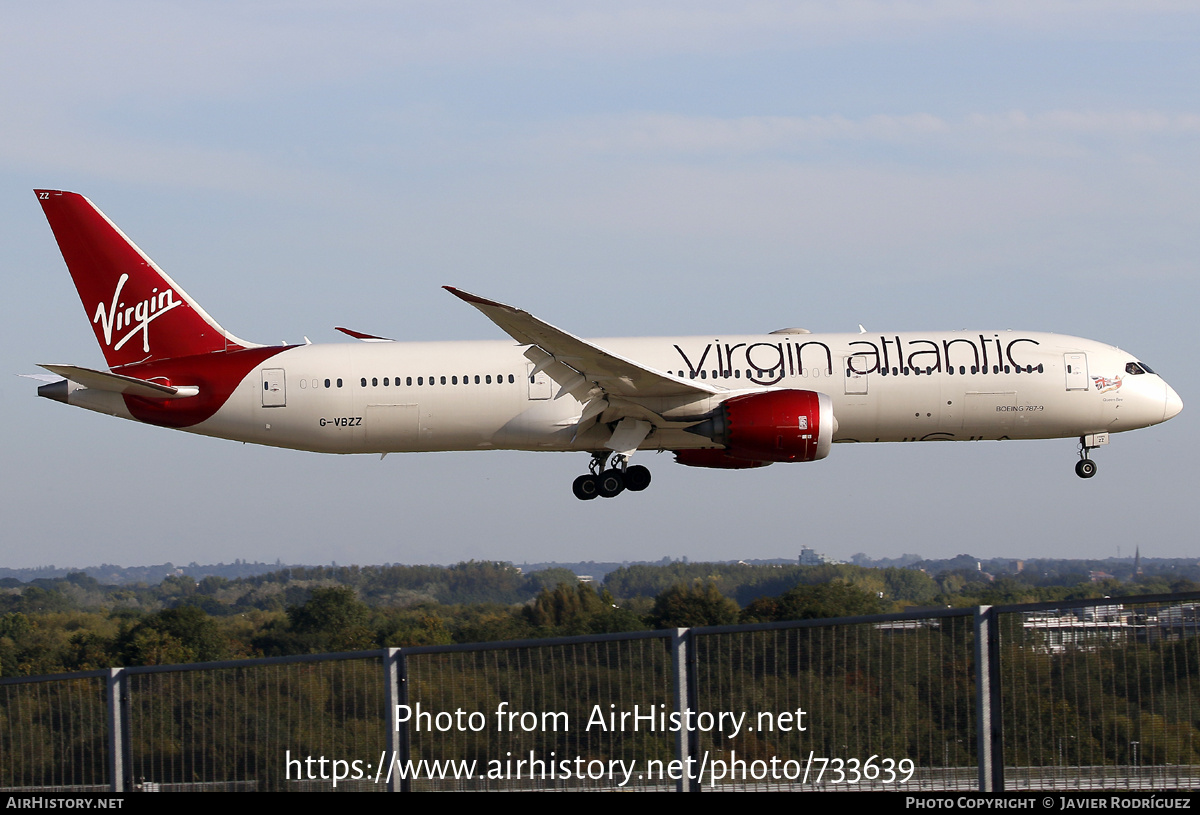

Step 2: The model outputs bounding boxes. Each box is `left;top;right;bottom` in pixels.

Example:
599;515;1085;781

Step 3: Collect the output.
2;2;1196;569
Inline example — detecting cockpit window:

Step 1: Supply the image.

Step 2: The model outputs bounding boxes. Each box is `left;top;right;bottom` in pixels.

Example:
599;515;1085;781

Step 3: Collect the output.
1126;361;1155;375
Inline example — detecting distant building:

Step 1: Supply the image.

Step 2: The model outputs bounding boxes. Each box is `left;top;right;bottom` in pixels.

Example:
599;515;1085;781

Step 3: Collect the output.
1022;603;1200;653
799;547;828;566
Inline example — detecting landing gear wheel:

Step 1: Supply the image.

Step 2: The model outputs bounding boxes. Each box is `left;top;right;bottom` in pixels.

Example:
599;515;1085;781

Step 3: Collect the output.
1075;459;1097;479
597;469;626;498
624;465;652;492
572;474;599;500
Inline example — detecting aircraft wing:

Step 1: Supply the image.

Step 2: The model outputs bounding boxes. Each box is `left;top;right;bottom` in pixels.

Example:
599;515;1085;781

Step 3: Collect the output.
444;287;720;401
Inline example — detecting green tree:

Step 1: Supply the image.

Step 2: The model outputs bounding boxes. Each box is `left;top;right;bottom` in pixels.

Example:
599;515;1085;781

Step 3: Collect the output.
118;605;226;665
279;586;374;652
741;581;882;623
649;582;739;628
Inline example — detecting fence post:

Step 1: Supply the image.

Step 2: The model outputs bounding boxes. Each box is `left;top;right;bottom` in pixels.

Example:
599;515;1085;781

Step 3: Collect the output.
974;605;1005;792
987;605;1004;792
671;627;699;792
106;668;126;793
383;648;410;792
974;606;992;792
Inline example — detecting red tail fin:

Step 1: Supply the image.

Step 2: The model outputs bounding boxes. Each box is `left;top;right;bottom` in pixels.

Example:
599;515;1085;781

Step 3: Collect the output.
35;190;256;368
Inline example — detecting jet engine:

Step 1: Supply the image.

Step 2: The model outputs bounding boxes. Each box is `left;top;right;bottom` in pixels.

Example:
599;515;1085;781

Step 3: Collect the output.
680;389;835;465
673;449;774;469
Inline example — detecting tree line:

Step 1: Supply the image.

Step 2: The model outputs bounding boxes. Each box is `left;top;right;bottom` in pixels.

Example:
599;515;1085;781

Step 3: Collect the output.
1;558;1194;677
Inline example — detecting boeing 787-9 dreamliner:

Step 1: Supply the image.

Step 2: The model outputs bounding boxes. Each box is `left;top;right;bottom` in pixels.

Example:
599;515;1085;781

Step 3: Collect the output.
30;190;1183;500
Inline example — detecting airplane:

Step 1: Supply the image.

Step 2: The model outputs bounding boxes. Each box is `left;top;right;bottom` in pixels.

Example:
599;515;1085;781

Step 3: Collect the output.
30;189;1183;500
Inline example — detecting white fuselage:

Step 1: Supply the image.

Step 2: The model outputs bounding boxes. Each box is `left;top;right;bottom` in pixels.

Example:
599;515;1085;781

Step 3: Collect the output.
34;189;1182;490
66;330;1178;457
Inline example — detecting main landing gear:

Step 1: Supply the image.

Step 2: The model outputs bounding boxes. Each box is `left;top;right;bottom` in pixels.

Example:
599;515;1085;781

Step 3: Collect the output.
572;452;652;500
1075;438;1098;479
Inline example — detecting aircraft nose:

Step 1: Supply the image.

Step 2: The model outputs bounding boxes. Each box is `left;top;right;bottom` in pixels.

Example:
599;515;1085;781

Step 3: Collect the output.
1164;383;1184;422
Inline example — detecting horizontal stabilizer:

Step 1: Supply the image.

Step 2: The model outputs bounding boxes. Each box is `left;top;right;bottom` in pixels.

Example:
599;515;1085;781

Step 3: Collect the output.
335;327;395;342
38;364;199;399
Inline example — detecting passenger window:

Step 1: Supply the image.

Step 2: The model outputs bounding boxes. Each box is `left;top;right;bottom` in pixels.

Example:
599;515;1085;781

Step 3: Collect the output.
324;379;330;388
441;376;447;385
372;377;378;386
452;376;458;385
508;374;515;383
486;375;492;384
337;379;343;388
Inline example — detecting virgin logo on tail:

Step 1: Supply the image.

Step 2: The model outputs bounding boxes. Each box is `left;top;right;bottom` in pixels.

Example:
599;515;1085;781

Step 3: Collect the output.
93;273;183;354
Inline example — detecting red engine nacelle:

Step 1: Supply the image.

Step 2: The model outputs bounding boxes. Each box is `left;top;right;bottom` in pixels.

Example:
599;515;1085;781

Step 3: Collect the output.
673;449;774;469
680;389;835;465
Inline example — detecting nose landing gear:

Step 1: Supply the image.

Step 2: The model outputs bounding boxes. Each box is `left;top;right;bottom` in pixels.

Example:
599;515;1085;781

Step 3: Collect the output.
1075;435;1102;478
571;452;652;500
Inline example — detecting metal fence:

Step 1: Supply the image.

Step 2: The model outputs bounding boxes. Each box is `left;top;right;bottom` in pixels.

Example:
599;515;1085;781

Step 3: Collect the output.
2;592;1198;792
993;593;1200;791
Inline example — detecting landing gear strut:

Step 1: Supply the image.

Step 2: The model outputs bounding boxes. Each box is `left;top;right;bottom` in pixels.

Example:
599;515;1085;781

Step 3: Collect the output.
571;452;652;500
1075;438;1098;479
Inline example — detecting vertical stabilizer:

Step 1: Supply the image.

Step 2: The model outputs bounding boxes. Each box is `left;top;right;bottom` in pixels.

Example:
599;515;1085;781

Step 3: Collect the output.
35;190;257;368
